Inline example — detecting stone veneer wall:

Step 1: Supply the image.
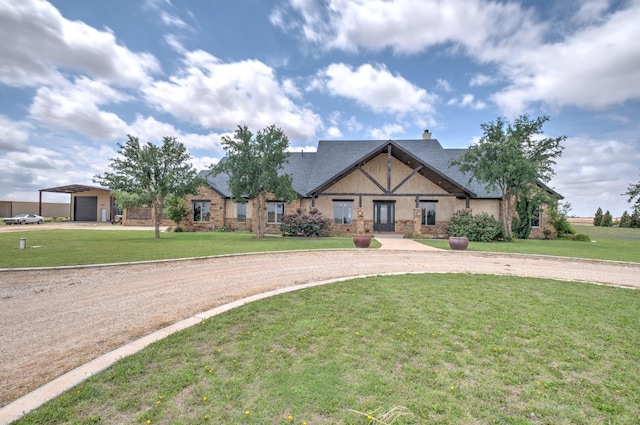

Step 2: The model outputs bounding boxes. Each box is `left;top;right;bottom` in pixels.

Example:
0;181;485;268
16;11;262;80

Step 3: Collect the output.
185;187;225;231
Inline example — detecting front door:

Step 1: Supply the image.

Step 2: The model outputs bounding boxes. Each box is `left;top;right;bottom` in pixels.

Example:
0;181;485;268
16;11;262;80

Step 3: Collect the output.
373;201;395;232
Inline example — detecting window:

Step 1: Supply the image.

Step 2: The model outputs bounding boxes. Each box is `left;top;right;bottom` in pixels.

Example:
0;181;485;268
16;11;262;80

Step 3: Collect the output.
267;202;284;224
532;206;541;228
237;202;247;223
333;200;353;224
193;200;211;222
420;201;437;226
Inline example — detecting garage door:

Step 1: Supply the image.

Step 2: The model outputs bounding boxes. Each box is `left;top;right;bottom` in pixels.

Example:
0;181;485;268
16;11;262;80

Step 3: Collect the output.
74;196;97;221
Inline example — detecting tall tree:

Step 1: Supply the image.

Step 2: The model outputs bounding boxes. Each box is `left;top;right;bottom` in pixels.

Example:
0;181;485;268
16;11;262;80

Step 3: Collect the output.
94;135;201;239
619;211;631;228
213;125;297;238
450;115;565;241
624;176;640;213
593;207;603;226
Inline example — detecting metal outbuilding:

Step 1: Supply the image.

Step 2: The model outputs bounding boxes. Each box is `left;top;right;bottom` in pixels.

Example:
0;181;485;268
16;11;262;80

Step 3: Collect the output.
39;185;115;222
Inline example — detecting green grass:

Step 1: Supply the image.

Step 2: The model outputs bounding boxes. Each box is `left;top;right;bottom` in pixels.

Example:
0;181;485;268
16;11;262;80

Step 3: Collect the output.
14;274;640;424
1;224;638;268
0;230;370;268
418;225;640;262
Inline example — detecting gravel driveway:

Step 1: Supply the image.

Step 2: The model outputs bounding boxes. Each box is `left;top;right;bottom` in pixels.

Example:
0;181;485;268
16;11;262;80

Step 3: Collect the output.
1;248;639;409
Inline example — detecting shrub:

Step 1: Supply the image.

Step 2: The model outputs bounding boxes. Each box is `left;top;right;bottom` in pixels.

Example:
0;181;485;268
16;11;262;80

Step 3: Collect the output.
574;234;591;242
165;195;190;227
446;210;503;242
548;204;575;238
281;208;329;237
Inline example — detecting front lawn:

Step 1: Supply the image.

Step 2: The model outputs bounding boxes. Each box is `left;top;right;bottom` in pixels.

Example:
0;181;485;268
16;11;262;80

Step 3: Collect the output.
14;274;640;424
0;230;363;268
418;225;640;263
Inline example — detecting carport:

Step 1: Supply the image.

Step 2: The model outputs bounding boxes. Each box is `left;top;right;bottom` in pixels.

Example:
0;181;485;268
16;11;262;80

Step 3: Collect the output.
39;184;114;222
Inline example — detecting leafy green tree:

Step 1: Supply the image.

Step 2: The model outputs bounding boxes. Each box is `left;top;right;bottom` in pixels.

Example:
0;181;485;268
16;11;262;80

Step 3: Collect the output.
94;135;201;239
110;190;144;209
593;207;603;226
631;210;640;228
213;125;297;238
619;211;631;227
602;210;613;227
450;115;565;241
624;176;640;214
165;195;190;230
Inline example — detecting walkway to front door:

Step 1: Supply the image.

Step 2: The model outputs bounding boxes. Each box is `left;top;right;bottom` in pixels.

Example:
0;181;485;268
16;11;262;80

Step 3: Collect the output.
373;201;395;232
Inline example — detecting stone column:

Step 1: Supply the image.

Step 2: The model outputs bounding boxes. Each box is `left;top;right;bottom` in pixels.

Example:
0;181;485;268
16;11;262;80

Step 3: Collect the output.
413;207;422;234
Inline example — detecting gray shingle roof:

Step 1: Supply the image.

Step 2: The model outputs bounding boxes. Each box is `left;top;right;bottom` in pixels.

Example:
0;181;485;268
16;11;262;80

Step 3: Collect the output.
202;139;510;199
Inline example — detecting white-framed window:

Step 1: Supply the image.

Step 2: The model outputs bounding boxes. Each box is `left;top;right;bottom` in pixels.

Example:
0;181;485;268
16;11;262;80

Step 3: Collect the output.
193;200;211;222
333;200;353;224
419;201;437;226
532;206;541;228
237;202;247;223
267;202;285;224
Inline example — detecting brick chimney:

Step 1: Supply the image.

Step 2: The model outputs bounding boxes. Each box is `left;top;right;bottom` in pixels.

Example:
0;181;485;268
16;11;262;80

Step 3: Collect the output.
422;129;432;140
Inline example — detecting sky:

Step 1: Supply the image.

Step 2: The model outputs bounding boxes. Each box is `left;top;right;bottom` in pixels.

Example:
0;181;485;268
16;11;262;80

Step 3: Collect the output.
1;0;639;217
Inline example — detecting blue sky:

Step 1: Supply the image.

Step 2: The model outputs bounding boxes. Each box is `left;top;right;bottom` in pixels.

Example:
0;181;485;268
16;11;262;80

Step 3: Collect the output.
1;0;639;217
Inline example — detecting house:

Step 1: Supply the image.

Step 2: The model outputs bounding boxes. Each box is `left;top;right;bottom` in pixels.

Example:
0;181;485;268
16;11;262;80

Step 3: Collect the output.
123;132;561;238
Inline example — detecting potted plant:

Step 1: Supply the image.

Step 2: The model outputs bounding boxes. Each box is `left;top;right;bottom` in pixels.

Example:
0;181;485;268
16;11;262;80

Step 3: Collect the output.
353;233;372;248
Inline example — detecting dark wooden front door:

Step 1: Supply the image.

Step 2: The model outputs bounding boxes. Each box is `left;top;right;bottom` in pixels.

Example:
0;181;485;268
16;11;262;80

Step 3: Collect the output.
373;201;395;232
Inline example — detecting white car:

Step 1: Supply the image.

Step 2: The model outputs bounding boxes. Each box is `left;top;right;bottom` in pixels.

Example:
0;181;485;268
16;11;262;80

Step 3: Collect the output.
2;214;44;225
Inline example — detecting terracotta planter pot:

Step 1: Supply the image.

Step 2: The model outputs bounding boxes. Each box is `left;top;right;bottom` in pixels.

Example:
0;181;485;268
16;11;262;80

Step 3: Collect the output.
448;236;469;250
353;234;372;248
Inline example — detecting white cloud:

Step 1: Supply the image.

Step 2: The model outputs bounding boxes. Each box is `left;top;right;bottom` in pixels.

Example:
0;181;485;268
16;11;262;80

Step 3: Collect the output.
128;115;227;153
346;116;363;132
469;73;499;87
326;126;343;138
436;78;453;92
552;137;640;216
0;0;160;88
492;3;640;115
29;77;129;139
313;63;437;117
191;156;219;171
369;123;405;140
273;0;545;55
160;11;187;28
0;115;30;152
142;49;322;141
447;94;486;110
287;145;318;152
0;131;122;200
143;0;190;29
275;0;640;116
573;0;612;24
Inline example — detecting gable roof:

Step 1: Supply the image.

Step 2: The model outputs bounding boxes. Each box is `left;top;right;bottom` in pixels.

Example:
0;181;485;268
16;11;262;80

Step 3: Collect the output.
203;138;563;200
